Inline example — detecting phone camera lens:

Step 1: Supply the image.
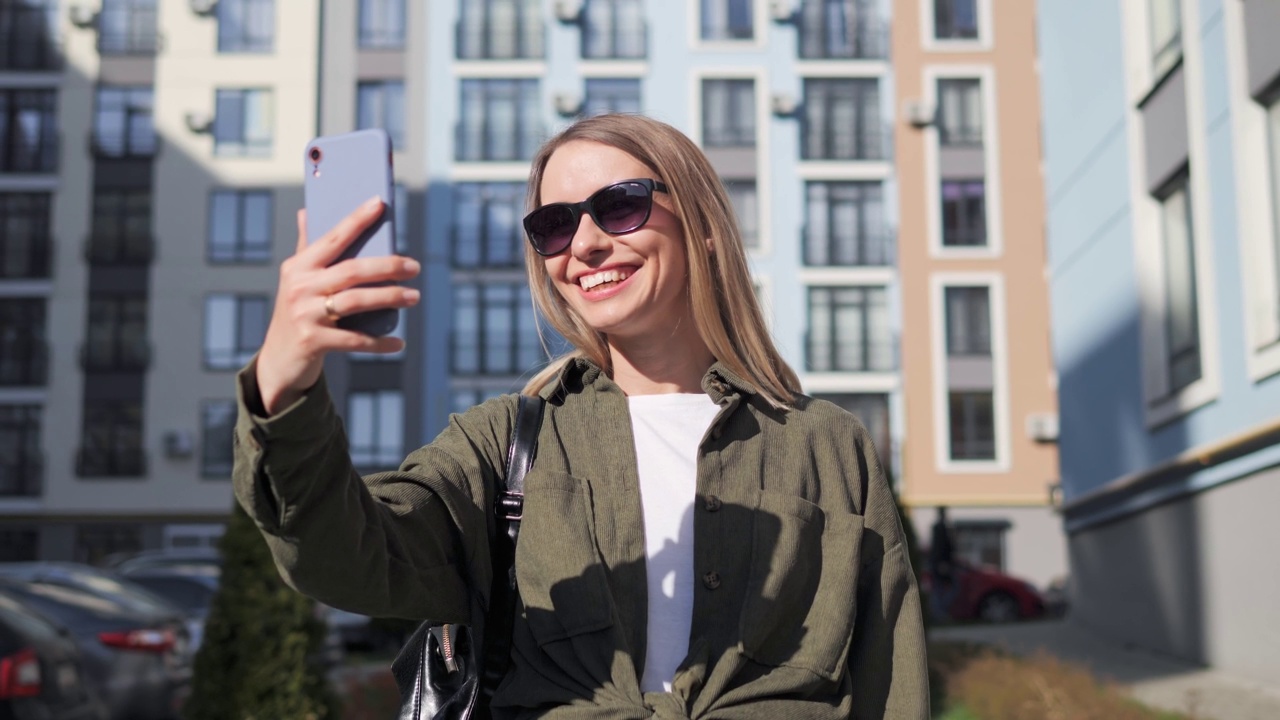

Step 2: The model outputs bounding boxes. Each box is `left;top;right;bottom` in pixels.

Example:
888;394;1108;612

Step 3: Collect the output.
309;147;322;162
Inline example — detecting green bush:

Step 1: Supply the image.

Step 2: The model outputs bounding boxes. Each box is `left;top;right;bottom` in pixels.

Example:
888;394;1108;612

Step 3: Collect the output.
183;504;341;720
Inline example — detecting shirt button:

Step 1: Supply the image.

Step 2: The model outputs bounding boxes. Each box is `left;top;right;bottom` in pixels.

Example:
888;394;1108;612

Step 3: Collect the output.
704;495;722;512
703;571;721;590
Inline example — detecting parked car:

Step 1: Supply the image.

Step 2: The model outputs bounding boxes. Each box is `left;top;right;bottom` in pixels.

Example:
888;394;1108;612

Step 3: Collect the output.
103;549;221;576
0;575;191;720
921;559;1046;623
0;587;108;720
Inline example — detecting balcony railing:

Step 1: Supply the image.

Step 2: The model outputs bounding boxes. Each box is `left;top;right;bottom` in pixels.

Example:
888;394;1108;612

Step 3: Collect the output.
798;14;888;59
581;18;646;59
76;447;146;478
91;130;160;158
449;335;545;376
0;16;62;71
801;125;888;162
0;238;53;279
0;457;42;497
0;128;58;174
805;336;896;373
455;120;543;162
451;226;525;269
79;342;151;372
84;235;155;265
802;226;894;267
456;16;544;59
0;341;48;387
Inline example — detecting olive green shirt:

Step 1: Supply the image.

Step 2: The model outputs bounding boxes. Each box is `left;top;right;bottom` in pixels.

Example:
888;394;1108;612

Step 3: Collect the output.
232;356;929;719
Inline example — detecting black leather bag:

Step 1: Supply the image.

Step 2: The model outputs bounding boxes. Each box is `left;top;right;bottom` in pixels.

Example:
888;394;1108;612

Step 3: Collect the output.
390;395;545;720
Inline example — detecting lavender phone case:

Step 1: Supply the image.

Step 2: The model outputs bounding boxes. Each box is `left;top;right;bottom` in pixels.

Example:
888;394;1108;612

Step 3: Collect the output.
303;129;399;337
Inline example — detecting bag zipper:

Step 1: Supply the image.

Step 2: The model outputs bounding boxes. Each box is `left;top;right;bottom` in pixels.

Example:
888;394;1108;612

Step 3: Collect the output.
431;624;460;673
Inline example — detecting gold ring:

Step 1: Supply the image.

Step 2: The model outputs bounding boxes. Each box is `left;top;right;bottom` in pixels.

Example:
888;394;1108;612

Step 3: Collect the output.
323;294;342;322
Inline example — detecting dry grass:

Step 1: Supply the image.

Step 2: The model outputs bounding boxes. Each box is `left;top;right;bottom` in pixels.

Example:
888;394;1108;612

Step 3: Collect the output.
930;641;1191;720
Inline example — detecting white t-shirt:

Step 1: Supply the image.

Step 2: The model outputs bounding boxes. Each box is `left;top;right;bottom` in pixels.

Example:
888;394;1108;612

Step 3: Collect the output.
627;392;721;694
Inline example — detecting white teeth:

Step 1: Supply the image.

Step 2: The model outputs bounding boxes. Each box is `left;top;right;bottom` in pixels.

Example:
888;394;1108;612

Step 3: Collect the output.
579;269;630;290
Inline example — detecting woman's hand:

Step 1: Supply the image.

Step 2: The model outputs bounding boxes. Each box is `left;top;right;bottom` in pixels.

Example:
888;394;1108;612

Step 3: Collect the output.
255;199;421;415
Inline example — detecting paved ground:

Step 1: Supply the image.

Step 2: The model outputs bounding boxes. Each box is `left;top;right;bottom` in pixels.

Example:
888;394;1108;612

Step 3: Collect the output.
932;619;1280;720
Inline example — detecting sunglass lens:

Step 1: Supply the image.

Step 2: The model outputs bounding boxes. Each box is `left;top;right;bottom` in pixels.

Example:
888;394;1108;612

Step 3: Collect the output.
592;182;650;233
526;205;576;254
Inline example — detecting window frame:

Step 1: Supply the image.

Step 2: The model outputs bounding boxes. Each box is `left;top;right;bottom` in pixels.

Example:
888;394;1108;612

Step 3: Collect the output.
697;0;756;43
0;0;60;71
97;0;158;56
212;88;274;158
701;78;756;148
582;0;647;59
208;189;273;264
82;293;149;371
76;402;145;478
359;0;406;49
798;0;887;60
199;400;236;479
356;80;406;150
0;298;48;387
0;405;42;497
217;0;275;54
804;285;894;374
203;293;269;371
583;78;642;117
803;181;890;267
0;88;58;174
449;281;545;376
919;0;991;51
937;78;983;147
801;78;884;162
451;182;527;269
346;390;405;469
92;86;156;157
456;79;541;163
456;0;545;60
0;193;53;279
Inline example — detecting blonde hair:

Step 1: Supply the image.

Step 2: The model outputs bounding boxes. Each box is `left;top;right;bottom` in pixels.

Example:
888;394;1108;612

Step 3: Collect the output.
520;114;801;409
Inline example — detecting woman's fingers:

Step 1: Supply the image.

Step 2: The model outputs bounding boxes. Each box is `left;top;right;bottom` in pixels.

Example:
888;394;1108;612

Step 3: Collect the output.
313;254;420;296
300;197;386;269
296;209;309;255
322;286;420;322
320;327;407;355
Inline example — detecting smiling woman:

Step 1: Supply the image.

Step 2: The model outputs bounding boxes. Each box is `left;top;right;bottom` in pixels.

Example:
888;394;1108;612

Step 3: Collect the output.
232;113;929;719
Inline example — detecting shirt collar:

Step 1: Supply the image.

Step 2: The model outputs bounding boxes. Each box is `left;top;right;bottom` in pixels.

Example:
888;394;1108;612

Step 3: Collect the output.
543;355;757;403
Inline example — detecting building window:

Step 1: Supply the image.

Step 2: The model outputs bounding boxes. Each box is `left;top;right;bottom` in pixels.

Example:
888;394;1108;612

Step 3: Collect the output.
799;0;885;59
449;387;506;415
93;86;156;157
953;520;1008;570
89;190;153;265
213;89;274;158
200;400;235;478
0;530;38;561
98;0;158;55
83;294;149;371
0;299;47;387
948;391;995;460
701;0;753;41
582;0;645;59
724;180;758;248
1266;96;1280;346
938;79;982;147
359;0;405;48
451;282;544;375
933;0;978;41
204;294;269;370
941;180;986;247
945;286;991;356
218;0;274;53
0;193;53;279
457;79;540;162
74;525;142;565
394;183;410;254
584;79;641;117
457;0;544;60
347;390;404;469
0;406;42;497
0;89;58;174
1158;173;1201;394
806;286;893;372
814;393;891;473
804;181;889;266
802;78;882;161
209;190;272;264
453;182;526;268
0;0;60;71
357;81;405;150
77;403;145;478
702;79;756;148
1149;0;1181;78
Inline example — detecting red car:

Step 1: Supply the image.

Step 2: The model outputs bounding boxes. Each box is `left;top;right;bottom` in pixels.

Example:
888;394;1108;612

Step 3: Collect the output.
921;560;1046;623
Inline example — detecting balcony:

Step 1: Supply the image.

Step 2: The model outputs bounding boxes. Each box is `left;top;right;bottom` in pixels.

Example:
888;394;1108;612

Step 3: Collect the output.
79;342;151;372
798;13;888;59
91;130;160;159
97;7;161;55
0;341;48;387
801;125;888;162
805;335;897;373
0;457;42;498
0;29;62;71
455;120;543;162
0;129;58;174
84;235;155;265
76;447;146;478
456;16;545;59
581;18;646;59
0;238;53;279
802;227;895;267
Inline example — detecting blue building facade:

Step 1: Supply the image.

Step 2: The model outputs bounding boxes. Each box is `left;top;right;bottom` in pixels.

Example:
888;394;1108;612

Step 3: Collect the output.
1038;0;1280;682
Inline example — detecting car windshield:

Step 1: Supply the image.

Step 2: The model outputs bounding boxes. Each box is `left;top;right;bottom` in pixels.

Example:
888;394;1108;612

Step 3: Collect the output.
53;567;178;616
128;576;216;613
0;592;63;644
3;582;136;628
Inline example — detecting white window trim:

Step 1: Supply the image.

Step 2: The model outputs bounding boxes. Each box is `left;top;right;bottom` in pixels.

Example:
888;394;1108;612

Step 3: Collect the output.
795;161;893;181
923;64;1003;260
930;272;1011;474
801;373;899;394
452;61;548;78
799;266;896;287
795;60;892;79
919;0;993;53
688;0;768;52
689;66;772;257
1223;0;1280;382
577;61;648;78
1121;0;1222;427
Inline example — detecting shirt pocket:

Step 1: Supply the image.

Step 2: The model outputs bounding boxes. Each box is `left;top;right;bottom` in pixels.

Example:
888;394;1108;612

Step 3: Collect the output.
515;470;615;645
738;490;865;680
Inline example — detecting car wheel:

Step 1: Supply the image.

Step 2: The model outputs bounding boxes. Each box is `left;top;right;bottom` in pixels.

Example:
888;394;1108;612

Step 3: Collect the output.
976;591;1020;623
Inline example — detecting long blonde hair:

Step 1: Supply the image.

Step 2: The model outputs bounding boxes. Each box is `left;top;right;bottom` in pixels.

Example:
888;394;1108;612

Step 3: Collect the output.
520;114;801;409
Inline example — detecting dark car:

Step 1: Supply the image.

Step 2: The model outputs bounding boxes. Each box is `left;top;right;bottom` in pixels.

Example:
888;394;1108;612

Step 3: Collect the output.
0;588;107;720
0;574;191;720
922;559;1046;623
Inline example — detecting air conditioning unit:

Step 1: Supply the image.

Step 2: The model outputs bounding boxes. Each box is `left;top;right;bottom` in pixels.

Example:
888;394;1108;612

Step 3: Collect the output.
553;93;582;117
771;93;798;117
189;0;218;16
1026;412;1060;443
164;430;195;459
554;0;582;22
769;0;795;22
185;111;214;134
903;99;935;128
68;4;99;29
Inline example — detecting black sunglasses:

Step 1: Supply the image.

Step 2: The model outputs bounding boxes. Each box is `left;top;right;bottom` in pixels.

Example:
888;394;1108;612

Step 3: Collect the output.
523;178;670;257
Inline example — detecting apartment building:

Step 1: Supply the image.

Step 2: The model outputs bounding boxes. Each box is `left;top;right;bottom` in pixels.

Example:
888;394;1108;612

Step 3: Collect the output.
1040;0;1280;682
892;0;1065;593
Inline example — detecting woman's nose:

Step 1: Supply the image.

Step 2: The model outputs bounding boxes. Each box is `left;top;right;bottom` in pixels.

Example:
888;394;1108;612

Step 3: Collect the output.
571;212;610;259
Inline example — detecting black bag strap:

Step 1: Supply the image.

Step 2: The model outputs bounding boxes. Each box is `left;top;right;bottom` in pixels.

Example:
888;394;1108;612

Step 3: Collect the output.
478;394;544;706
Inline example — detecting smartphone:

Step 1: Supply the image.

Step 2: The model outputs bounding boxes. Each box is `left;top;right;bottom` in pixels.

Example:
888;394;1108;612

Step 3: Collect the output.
303;128;400;337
